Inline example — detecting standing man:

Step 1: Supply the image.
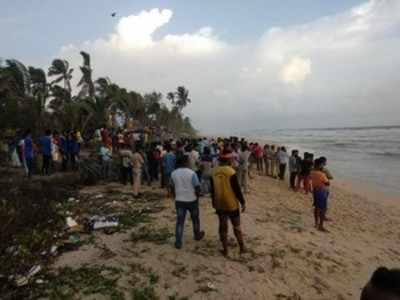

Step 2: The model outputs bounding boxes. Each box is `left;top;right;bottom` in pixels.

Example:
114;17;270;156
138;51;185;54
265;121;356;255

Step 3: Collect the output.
162;144;176;196
238;144;251;193
211;150;247;257
60;130;69;171
40;129;52;176
277;146;289;180
99;141;113;179
289;150;300;190
24;129;34;178
171;155;205;249
310;158;330;232
131;147;145;197
119;143;133;185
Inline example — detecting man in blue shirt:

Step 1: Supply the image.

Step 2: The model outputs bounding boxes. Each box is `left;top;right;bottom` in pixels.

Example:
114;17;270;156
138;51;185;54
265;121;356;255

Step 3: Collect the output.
40;129;52;175
69;131;80;171
24;129;34;178
162;144;176;195
60;130;69;171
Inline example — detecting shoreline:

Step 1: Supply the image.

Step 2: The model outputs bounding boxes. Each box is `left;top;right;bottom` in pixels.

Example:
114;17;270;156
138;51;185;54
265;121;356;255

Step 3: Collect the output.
333;178;400;207
244;135;400;203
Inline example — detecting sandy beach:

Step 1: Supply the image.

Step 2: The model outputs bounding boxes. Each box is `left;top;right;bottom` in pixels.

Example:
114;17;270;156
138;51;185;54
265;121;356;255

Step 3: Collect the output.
52;172;400;300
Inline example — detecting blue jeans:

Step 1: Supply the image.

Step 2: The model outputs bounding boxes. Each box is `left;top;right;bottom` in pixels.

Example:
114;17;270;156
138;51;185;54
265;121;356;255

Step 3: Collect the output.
175;200;201;247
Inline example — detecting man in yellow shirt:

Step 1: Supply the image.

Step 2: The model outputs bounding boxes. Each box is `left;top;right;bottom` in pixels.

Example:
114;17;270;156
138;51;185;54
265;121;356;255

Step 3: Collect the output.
211;149;247;257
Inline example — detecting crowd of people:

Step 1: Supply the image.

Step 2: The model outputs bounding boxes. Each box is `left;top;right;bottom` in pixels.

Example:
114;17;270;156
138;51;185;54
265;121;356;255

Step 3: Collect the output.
7;130;335;236
5;129;400;299
7;129;83;177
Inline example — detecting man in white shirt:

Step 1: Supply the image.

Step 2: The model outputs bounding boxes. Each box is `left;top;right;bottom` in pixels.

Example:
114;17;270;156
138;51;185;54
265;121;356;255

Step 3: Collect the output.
99;143;112;179
171;154;205;249
277;146;289;180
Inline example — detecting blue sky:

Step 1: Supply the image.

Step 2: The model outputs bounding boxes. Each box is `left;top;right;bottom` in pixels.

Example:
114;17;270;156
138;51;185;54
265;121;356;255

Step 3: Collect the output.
1;0;399;133
1;0;364;64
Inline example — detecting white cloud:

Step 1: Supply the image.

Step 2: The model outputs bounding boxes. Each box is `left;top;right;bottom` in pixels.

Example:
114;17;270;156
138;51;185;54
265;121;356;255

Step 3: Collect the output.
110;8;173;49
280;57;312;84
57;1;400;133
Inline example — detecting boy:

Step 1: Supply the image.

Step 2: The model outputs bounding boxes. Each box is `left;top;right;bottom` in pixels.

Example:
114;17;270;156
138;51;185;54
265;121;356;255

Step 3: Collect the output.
310;158;330;232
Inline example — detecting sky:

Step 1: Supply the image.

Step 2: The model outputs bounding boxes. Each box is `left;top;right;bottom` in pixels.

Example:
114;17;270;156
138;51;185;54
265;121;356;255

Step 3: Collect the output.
1;0;400;134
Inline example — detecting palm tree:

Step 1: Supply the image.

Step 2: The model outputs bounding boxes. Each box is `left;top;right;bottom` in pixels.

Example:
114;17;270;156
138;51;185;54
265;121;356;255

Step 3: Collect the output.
28;66;50;132
77;51;95;99
167;92;175;105
175;86;191;112
4;59;31;97
48;59;73;96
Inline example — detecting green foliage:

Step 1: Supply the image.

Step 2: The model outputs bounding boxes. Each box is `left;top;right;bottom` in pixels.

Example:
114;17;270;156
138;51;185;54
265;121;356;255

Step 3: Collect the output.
131;227;173;245
0;52;196;137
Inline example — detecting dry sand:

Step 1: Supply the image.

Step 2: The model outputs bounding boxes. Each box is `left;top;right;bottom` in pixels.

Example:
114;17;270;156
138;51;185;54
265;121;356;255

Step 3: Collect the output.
54;174;400;300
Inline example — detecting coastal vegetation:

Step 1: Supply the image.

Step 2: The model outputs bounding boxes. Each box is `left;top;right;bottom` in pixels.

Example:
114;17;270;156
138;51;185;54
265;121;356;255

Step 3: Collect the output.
0;51;196;138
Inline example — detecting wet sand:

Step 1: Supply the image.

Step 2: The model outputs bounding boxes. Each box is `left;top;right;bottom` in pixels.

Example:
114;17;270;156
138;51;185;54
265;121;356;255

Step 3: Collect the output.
54;173;400;300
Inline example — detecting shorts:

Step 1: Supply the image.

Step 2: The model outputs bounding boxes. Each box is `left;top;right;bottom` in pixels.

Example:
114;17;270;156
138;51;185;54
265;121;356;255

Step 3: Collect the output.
313;188;328;211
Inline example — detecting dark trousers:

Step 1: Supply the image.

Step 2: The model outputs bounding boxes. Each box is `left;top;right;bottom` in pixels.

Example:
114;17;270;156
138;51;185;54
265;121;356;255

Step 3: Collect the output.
290;172;297;189
25;157;33;178
256;157;263;172
121;166;133;185
70;153;77;170
279;163;287;180
175;200;201;247
149;161;159;182
42;154;51;175
62;153;69;171
142;164;151;186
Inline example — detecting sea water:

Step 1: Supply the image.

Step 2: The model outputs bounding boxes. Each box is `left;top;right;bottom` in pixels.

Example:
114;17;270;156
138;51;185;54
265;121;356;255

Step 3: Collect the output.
246;126;400;196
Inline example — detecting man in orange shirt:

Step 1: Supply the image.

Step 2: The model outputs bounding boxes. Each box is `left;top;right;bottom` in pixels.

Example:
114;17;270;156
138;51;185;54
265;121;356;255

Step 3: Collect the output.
310;158;330;232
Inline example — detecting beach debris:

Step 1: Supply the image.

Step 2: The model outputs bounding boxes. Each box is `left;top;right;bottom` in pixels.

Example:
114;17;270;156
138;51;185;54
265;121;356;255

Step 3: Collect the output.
15;275;29;287
66;216;78;228
68;234;80;244
94;194;104;199
276;292;302;299
50;245;58;256
196;281;218;293
88;215;119;231
207;282;217;291
68;197;76;202
14;265;42;287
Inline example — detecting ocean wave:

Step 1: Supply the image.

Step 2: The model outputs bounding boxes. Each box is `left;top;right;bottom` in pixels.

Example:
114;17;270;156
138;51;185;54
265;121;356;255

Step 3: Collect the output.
369;151;400;158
